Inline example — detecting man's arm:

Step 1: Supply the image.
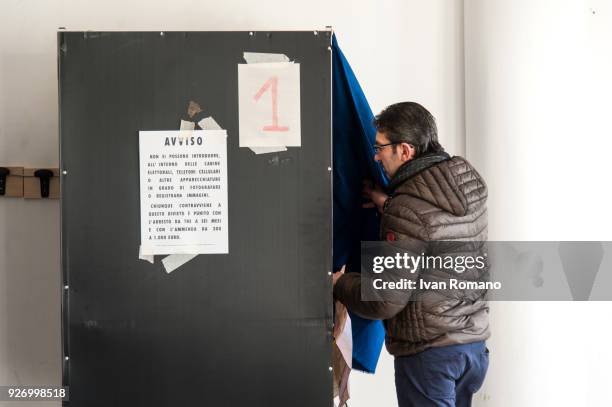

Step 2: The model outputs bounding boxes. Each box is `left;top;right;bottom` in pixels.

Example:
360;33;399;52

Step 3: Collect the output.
335;189;430;320
333;271;410;321
362;180;388;213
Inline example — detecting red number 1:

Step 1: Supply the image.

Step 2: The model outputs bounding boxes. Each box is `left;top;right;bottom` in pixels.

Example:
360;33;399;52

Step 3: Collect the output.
253;76;289;132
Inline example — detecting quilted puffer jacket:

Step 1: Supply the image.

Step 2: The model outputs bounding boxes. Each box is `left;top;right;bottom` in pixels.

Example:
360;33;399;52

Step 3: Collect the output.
334;153;490;356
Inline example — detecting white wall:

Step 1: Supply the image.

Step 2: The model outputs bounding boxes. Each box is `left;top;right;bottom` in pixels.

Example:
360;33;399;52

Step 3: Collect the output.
0;1;466;406
465;0;612;406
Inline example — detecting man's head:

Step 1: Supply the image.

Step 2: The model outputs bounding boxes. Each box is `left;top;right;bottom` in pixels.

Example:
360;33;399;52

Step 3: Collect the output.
373;102;444;178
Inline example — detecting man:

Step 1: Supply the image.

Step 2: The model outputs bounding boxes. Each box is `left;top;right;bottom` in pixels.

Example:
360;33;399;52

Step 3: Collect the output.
333;102;490;407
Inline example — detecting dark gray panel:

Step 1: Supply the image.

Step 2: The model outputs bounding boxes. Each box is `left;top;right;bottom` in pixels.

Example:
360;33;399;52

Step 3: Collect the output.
59;31;332;407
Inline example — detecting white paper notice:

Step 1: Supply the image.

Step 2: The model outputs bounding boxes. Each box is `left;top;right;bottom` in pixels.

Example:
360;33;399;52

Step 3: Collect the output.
139;130;228;255
238;62;301;147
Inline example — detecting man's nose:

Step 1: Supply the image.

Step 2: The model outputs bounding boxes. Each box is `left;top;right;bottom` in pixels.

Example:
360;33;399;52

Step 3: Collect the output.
374;153;381;162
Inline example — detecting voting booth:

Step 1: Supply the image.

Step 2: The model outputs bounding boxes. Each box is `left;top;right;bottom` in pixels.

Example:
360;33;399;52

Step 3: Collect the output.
59;30;332;406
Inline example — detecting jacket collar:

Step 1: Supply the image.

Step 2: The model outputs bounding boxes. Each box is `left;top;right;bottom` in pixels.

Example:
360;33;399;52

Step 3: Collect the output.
386;152;451;194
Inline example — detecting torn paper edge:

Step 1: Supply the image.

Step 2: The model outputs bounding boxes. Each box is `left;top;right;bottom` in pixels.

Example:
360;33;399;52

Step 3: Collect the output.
198;116;222;131
249;146;288;154
243;52;290;64
249;146;289;154
180;119;195;138
243;52;291;154
138;245;154;264
162;254;198;274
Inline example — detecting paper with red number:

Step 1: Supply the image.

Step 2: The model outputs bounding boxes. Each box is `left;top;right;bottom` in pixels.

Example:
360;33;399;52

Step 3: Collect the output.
238;62;301;147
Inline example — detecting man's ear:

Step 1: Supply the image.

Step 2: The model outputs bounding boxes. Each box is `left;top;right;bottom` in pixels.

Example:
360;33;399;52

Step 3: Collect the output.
399;143;416;162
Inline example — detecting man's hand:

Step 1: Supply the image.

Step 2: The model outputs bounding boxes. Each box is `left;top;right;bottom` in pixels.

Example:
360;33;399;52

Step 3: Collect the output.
362;179;388;213
332;265;346;287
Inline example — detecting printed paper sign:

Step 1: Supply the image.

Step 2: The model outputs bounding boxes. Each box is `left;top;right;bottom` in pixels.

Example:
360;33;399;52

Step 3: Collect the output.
238;62;301;147
139;130;228;255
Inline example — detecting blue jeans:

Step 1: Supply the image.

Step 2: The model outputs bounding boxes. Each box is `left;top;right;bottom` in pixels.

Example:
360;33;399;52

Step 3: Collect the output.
394;341;489;407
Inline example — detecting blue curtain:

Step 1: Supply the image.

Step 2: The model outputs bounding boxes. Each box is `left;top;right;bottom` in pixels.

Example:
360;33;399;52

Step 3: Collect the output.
332;34;386;373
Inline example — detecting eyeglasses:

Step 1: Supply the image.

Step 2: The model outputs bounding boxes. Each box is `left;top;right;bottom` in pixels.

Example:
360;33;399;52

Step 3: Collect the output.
373;142;399;153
